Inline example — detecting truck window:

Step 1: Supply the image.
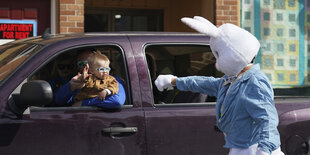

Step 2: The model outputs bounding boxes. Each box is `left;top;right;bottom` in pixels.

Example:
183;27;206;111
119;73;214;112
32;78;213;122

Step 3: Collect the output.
145;44;223;104
18;45;130;110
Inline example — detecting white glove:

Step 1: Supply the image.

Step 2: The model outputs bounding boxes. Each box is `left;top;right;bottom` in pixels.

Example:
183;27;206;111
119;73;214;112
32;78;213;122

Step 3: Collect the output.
154;75;176;91
256;148;270;155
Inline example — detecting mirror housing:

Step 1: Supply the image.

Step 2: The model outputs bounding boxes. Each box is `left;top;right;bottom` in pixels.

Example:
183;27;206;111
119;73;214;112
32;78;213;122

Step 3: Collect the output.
20;80;53;107
8;80;53;115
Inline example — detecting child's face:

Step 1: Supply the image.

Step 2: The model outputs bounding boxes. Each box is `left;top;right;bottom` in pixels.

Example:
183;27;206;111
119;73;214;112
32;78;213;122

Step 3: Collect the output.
91;60;110;79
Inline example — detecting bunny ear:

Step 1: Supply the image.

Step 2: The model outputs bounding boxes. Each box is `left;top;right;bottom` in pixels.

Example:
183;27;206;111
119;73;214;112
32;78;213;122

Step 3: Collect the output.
181;17;219;37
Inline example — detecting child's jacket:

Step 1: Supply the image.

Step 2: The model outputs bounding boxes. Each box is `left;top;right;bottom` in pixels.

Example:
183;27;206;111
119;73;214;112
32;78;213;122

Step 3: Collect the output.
74;75;119;102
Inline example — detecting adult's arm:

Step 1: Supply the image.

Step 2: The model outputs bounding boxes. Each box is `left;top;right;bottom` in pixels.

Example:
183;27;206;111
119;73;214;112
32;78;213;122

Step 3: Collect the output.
54;82;78;105
244;78;279;154
81;77;126;108
175;76;222;97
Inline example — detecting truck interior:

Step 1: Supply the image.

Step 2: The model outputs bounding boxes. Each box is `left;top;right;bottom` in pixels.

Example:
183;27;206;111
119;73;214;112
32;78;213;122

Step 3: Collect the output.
145;44;223;104
28;45;130;106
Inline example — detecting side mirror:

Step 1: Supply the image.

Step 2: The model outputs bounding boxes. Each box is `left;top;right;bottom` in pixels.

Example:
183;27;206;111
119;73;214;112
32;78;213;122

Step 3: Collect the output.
20;80;53;107
8;80;53;115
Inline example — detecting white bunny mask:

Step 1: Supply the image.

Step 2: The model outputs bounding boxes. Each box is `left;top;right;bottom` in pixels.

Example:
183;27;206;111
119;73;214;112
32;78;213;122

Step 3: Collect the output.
181;16;260;76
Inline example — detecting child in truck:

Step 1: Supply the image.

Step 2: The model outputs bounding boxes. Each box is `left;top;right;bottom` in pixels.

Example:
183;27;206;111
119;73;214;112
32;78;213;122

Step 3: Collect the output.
73;50;119;103
54;50;125;108
155;16;284;155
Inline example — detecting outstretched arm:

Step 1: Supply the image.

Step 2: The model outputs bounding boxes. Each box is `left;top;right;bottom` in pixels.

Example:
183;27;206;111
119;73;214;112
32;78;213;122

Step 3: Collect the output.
155;74;221;97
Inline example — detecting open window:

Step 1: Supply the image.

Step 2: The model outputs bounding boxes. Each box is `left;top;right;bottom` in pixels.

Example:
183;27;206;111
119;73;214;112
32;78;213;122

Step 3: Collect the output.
9;44;130;115
145;44;223;104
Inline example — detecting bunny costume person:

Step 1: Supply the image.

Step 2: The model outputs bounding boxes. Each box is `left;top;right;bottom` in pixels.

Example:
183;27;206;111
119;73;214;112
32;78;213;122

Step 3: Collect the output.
155;16;284;155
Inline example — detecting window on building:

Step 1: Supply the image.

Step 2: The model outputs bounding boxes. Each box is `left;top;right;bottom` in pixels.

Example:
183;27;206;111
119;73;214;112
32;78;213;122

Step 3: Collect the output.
266;73;272;81
290;74;296;82
277;43;284;51
263;12;270;21
277;58;284;66
277;73;285;81
274;0;285;9
245;11;251;20
264;28;270;36
289;29;296;37
245;27;251;32
245;0;251;4
276;13;283;21
289;59;296;67
277;28;283;37
288;0;296;7
264;0;270;5
289;44;296;52
289;14;296;22
263;58;272;67
85;8;163;32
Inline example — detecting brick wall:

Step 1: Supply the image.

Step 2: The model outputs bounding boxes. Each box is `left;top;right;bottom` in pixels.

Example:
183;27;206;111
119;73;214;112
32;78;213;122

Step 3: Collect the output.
59;0;84;34
215;0;239;26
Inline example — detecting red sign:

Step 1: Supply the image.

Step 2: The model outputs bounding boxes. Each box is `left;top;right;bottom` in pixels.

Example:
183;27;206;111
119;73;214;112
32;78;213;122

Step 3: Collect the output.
0;23;34;39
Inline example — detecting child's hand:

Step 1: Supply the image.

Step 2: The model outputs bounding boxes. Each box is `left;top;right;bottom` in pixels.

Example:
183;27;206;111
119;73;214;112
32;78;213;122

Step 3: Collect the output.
98;90;107;100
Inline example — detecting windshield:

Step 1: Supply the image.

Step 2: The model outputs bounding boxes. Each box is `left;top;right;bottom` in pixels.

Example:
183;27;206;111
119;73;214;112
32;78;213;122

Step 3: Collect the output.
0;43;41;83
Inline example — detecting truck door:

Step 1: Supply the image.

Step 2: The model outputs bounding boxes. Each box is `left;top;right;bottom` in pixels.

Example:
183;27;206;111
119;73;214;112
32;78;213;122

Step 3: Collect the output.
0;36;146;155
129;35;228;155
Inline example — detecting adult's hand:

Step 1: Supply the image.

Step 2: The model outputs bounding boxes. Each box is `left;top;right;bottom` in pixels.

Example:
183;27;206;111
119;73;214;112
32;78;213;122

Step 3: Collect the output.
70;64;91;92
155;74;177;91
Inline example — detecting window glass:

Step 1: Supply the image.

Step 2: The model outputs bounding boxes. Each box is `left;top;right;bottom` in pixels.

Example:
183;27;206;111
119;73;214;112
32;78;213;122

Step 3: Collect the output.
85;8;163;32
145;44;223;104
0;43;41;84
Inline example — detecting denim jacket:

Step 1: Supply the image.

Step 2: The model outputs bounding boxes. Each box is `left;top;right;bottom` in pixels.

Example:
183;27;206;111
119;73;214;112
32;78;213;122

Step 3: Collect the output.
175;64;280;154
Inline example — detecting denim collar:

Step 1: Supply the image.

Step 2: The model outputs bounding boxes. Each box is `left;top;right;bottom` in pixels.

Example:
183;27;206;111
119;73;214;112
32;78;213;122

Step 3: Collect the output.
221;64;260;85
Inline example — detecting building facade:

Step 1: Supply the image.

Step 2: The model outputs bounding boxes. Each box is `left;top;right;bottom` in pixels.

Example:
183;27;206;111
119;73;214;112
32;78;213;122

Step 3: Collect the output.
0;0;239;36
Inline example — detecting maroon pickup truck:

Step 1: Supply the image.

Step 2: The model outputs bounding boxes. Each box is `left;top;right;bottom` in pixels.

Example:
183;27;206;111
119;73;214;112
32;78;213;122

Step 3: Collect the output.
0;32;309;155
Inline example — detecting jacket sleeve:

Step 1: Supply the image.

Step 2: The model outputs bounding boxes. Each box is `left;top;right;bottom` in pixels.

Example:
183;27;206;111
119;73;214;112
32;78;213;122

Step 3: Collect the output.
244;79;280;154
54;82;78;105
107;76;119;95
175;76;222;97
81;76;126;108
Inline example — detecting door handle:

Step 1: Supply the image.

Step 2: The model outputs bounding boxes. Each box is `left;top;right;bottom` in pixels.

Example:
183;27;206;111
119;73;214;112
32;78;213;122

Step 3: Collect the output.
102;127;138;133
